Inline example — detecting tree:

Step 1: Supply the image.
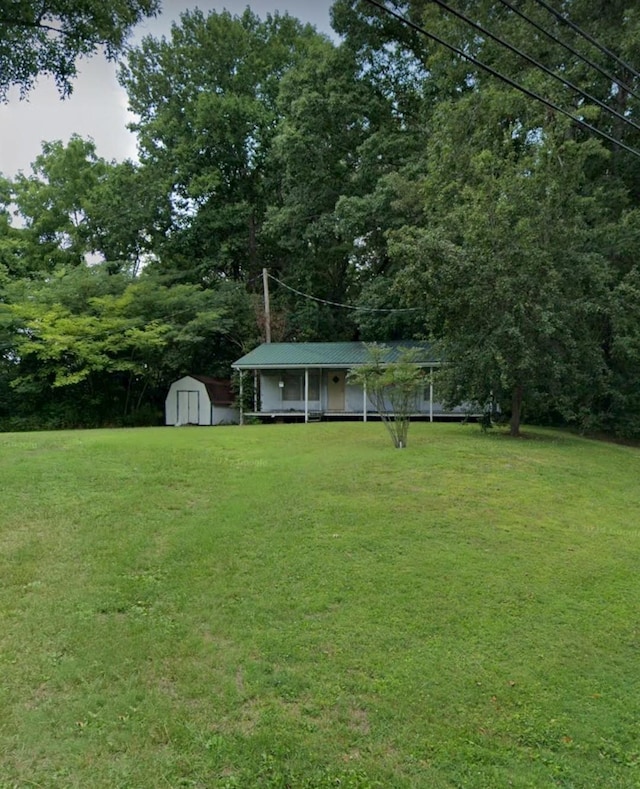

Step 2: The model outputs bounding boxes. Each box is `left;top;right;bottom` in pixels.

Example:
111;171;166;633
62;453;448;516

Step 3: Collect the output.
1;264;253;427
0;179;37;279
85;159;171;275
390;125;610;437
261;38;366;341
334;0;639;436
120;8;323;286
0;0;159;100
263;32;425;341
348;344;425;448
10;136;108;269
4;137;171;277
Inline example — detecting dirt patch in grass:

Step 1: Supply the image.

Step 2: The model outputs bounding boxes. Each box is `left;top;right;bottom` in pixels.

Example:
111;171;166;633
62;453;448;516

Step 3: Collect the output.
348;706;371;735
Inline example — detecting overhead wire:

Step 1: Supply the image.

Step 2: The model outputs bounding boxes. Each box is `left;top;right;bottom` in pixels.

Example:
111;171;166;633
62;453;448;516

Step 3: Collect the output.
408;0;640;136
267;273;421;312
361;0;640;159
497;0;640;104
531;0;640;83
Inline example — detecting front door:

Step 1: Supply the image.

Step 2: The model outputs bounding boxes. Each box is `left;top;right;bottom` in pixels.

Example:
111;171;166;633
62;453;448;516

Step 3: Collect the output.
327;371;346;411
177;390;200;424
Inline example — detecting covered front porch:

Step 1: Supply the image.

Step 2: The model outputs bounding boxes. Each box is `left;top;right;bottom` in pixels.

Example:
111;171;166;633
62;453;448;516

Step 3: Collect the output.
231;341;463;425
236;366;439;424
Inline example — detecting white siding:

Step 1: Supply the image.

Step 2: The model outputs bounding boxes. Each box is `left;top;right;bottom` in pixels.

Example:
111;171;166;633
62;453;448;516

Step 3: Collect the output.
165;376;212;426
260;372;321;412
256;369;471;417
211;406;239;425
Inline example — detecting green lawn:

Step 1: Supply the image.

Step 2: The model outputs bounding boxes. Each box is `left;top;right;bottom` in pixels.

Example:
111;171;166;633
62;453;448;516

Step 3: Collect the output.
1;423;639;788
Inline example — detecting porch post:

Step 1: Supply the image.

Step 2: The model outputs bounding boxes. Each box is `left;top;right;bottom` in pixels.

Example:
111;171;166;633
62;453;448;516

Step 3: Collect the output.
239;370;245;426
253;370;258;412
429;367;434;423
304;368;309;423
363;378;367;422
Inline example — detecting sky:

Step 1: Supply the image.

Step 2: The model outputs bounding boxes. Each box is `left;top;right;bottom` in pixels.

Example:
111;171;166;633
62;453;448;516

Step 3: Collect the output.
0;1;335;179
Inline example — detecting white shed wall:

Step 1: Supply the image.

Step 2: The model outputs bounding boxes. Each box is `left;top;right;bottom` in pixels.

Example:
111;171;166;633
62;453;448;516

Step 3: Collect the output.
211;406;240;425
165;376;212;426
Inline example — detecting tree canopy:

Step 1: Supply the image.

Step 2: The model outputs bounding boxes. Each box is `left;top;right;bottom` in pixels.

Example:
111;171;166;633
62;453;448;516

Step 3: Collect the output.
0;0;160;99
348;344;425;448
2;1;640;436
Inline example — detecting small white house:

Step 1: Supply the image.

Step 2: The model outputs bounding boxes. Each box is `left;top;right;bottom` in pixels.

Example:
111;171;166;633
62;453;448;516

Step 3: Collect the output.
232;341;474;423
165;375;239;426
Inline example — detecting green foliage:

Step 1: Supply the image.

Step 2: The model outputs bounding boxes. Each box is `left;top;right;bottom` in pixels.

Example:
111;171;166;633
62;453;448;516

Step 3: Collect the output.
262;40;388;340
10;136;108;269
120;7;323;285
350;279;419;342
326;0;640;437
603;264;640;437
0;197;36;279
2;264;251;426
85;159;171;275
348;344;424;448
3;138;171;277
388;94;613;436
0;0;159;100
3;1;640;436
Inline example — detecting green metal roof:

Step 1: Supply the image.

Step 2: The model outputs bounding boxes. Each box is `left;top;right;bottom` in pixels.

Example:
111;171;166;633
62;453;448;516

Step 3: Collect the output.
232;341;439;370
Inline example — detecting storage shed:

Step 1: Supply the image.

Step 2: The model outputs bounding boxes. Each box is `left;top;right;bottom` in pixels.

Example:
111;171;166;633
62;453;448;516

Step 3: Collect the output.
165;375;238;426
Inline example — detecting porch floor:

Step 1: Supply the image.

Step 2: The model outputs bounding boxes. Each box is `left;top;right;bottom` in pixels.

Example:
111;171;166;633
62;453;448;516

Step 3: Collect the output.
242;411;478;423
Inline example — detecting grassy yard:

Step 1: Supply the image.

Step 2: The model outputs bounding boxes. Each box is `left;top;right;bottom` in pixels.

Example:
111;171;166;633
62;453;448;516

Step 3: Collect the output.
0;422;639;788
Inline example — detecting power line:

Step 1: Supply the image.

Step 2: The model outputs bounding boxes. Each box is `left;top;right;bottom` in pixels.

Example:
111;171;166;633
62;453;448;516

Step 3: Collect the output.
531;0;640;83
361;0;640;159
419;0;640;136
497;0;640;105
267;273;421;313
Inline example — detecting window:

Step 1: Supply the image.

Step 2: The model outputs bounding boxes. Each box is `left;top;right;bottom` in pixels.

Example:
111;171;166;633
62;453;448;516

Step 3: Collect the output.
282;373;301;401
282;372;319;401
423;371;434;402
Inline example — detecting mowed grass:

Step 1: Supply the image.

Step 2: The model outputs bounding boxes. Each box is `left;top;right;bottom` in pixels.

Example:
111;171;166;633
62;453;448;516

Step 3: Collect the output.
0;423;639;788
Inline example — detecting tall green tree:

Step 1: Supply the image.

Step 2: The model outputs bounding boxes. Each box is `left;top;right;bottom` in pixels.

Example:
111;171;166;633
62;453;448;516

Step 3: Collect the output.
0;0;159;99
120;8;323;286
5;138;171;277
334;0;640;435
262;39;383;340
391;91;614;436
11;136;108;270
2;264;253;427
0;178;35;279
85;159;171;275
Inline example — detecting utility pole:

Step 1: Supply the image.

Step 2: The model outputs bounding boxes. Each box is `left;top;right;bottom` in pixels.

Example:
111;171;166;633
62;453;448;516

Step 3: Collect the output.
262;267;271;343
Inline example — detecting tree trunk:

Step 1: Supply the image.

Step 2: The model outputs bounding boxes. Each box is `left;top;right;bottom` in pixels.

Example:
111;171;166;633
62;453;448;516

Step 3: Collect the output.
510;384;523;437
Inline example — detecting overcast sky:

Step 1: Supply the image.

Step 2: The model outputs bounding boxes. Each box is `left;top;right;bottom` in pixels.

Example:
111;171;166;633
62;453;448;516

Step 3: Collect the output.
0;1;335;179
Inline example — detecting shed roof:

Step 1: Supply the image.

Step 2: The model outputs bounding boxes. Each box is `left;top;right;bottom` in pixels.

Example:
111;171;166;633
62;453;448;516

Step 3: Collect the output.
232;341;438;370
188;375;235;405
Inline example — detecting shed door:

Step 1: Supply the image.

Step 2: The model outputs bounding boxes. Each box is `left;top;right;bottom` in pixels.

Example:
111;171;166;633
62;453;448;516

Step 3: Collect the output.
327;371;346;411
177;390;200;424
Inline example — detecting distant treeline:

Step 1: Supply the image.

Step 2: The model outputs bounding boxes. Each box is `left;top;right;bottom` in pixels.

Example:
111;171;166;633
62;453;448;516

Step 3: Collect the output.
2;2;640;436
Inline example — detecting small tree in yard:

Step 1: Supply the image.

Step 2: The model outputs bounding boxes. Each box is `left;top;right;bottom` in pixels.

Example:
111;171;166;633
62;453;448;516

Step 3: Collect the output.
349;345;425;449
